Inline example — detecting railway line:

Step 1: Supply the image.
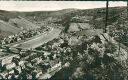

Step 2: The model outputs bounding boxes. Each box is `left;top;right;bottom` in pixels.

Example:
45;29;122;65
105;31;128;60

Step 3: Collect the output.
9;28;61;50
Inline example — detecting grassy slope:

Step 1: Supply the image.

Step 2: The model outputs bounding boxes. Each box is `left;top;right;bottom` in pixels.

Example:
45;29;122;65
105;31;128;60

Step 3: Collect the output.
0;20;21;39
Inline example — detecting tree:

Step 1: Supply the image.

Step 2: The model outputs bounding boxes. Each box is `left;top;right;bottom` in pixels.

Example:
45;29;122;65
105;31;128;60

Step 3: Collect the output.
104;0;109;33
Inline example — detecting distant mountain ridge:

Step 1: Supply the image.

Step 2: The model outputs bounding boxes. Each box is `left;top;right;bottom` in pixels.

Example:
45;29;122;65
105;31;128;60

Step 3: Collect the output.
0;6;127;39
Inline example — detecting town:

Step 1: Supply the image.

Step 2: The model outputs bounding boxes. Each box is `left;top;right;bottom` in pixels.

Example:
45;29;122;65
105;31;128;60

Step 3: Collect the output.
0;1;128;80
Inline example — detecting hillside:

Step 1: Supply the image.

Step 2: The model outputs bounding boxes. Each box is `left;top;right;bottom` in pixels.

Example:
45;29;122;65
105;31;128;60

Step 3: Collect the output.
9;17;40;30
0;7;126;26
0;6;127;40
0;10;18;22
0;20;21;39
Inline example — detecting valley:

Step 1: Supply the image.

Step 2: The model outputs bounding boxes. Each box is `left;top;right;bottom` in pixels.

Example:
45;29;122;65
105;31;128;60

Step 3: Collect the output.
0;6;128;80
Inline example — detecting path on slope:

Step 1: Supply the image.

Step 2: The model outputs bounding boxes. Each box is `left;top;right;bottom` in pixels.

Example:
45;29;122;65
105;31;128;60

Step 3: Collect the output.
11;28;61;50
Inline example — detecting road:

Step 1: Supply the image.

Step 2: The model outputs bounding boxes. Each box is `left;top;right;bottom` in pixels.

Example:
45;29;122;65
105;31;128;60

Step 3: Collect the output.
10;28;61;50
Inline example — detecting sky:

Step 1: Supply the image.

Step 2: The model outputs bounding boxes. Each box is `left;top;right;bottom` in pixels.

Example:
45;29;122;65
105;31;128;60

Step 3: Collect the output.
0;1;127;11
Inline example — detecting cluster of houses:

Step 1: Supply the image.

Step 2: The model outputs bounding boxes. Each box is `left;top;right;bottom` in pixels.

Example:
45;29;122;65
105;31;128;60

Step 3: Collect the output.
0;36;71;79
